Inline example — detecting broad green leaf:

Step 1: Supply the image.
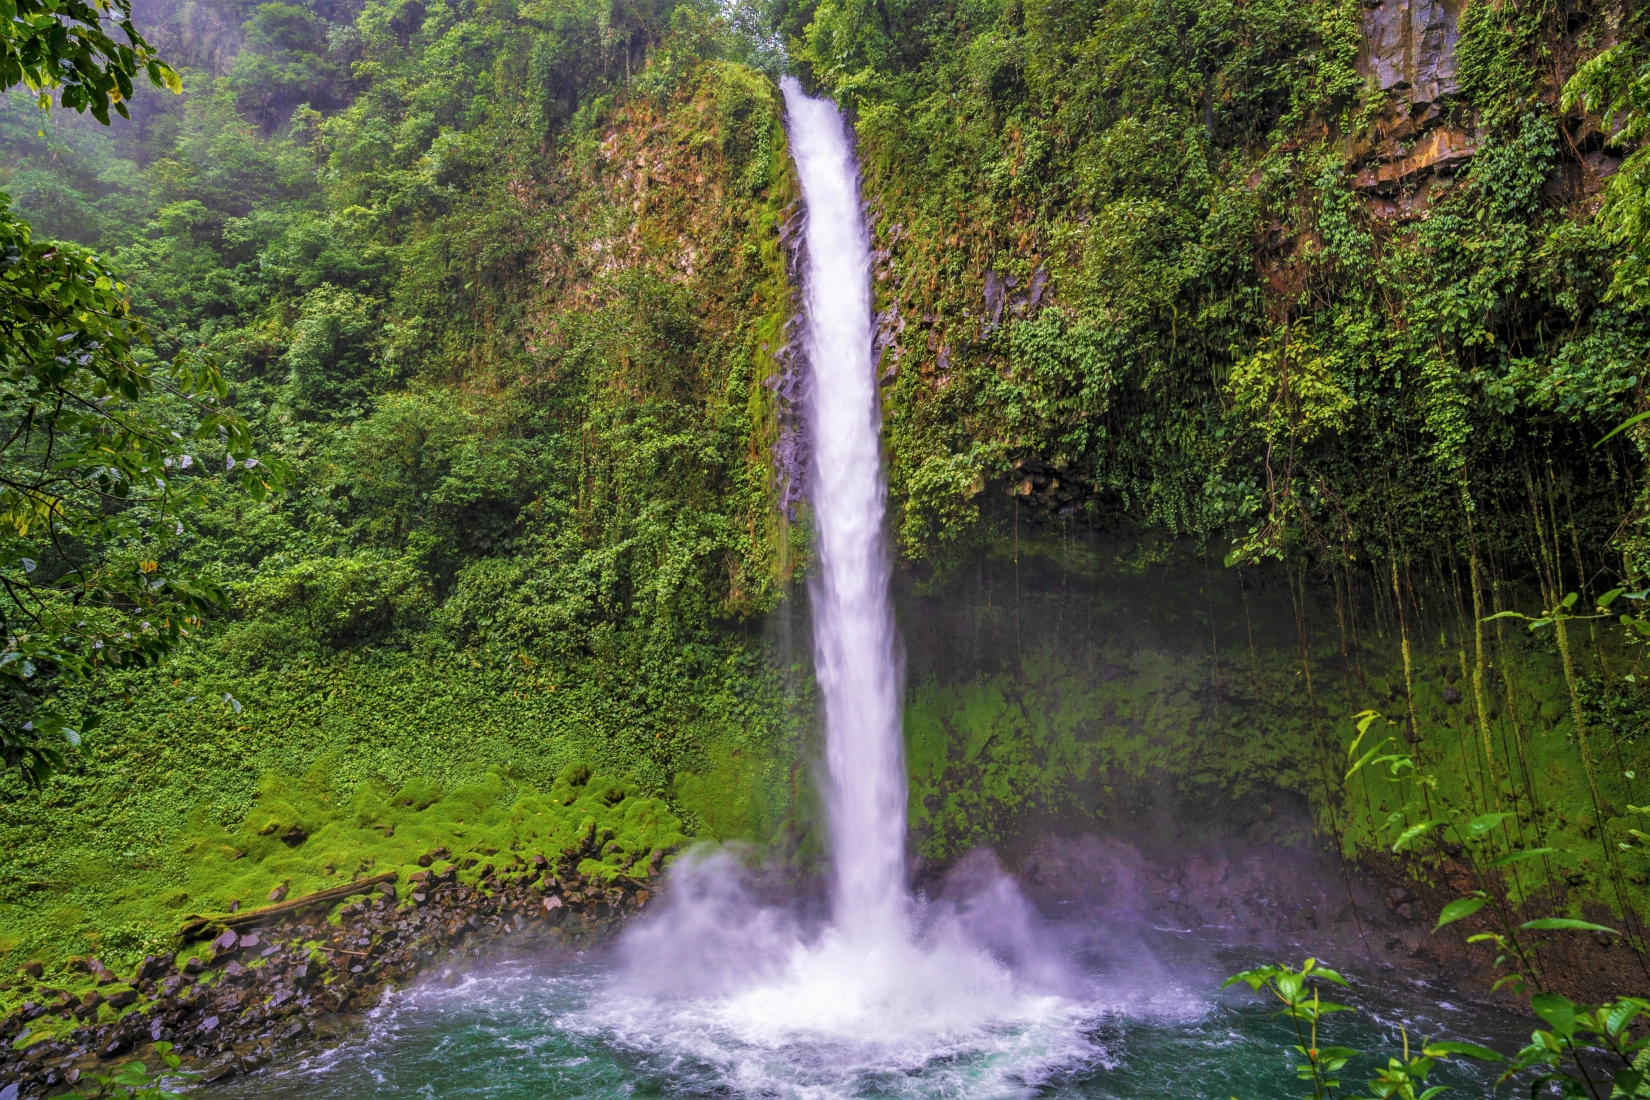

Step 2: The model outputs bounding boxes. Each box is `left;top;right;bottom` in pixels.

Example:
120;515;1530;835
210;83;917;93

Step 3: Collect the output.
1424;1041;1504;1061
1459;812;1513;839
1521;917;1618;934
1605;999;1646;1037
1347;738;1392;779
1393;820;1447;852
1434;896;1487;930
1598;409;1650;444
1221;966;1279;991
1531;992;1579;1039
1487;847;1556;868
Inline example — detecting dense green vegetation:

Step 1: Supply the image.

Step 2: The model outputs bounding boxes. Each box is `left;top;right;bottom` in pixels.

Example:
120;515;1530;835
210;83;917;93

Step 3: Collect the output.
0;0;815;976
0;0;1645;1004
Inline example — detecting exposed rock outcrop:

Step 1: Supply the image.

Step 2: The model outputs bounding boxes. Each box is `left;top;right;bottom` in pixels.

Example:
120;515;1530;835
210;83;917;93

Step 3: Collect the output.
1359;0;1463;112
0;856;656;1096
1351;0;1474;212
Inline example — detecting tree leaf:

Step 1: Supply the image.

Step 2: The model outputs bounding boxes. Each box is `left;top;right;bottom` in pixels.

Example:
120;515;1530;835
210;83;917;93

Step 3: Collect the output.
1423;1041;1504;1061
1521;918;1618;934
1597;409;1650;445
1393;819;1447;852
1435;896;1488;930
1347;737;1393;779
1459;812;1514;839
1531;992;1579;1039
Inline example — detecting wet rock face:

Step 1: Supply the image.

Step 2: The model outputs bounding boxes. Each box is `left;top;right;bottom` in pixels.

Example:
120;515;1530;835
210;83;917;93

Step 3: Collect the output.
1008;457;1093;522
1359;0;1462;111
0;863;654;1098
1350;0;1478;213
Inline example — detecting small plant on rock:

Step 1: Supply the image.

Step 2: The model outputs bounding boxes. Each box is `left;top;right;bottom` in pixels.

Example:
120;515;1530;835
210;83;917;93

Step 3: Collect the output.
73;1041;194;1100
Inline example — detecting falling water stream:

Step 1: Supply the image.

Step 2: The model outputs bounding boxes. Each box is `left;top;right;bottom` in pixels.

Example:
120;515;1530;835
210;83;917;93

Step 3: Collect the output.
214;83;1532;1100
786;74;908;947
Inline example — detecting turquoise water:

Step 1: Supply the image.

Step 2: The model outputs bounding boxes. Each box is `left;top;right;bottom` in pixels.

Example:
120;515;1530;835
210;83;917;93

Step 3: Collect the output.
215;920;1533;1100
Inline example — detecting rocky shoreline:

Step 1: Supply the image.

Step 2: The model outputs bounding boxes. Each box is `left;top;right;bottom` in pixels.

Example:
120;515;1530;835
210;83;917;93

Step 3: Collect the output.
0;850;655;1096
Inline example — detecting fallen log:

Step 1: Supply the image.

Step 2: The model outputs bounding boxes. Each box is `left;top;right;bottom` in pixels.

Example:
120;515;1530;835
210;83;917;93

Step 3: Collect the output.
178;871;400;941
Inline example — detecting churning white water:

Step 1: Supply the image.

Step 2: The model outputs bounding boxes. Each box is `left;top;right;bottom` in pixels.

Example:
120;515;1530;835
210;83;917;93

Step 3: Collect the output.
570;80;1197;1099
785;75;908;943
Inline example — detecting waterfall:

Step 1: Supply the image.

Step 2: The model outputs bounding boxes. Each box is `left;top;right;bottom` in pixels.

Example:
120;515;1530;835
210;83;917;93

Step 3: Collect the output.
595;81;1106;1097
781;76;908;943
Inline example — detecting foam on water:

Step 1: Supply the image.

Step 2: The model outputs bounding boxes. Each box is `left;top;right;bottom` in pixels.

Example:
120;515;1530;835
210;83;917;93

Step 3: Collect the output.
572;838;1206;1097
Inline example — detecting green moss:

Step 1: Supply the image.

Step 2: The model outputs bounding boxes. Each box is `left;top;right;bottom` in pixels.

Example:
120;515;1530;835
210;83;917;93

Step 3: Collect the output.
0;645;800;1012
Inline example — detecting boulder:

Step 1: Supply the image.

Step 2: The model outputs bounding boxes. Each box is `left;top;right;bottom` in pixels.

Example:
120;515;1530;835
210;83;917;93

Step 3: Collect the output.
134;954;173;982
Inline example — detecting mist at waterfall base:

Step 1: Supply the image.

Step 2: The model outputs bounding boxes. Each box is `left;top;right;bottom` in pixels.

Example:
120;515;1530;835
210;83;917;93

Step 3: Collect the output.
213;84;1532;1100
215;926;1529;1100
